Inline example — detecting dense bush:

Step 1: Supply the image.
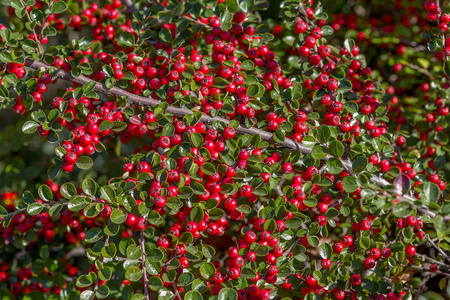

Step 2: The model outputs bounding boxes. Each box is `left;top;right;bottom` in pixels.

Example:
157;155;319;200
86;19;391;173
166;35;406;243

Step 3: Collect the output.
0;0;450;299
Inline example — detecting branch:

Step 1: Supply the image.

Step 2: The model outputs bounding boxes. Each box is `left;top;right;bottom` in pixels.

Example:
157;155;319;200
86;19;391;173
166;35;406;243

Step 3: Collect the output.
415;253;448;268
140;230;150;300
123;0;137;13
173;283;182;300
371;27;427;52
0;200;67;223
24;59;351;170
426;235;450;264
410;265;450;278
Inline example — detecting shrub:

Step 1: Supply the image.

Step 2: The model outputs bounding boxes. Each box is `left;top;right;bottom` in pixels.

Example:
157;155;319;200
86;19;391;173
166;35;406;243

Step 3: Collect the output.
0;0;449;299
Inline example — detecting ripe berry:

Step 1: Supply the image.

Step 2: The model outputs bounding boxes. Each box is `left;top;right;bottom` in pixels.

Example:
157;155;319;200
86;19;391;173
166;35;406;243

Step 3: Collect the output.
405;245;416;256
321;259;331;269
350;274;361;285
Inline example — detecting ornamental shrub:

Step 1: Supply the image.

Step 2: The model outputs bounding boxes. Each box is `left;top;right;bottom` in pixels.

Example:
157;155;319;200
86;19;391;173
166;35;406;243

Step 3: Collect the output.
0;0;449;299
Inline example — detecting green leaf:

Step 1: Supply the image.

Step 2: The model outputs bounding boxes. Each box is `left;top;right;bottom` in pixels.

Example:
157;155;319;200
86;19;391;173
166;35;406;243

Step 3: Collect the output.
307;236;319;247
111;209;127;224
27;203;44;215
319;243;332;259
80;290;94;300
240;267;257;279
96;285;110;299
148;248;163;262
444;60;450;77
60;182;77;199
68;196;87;211
0;51;12;63
218;288;238;300
0;290;14;300
392;202;412;218
126;244;142;260
162;124;175;137
202;245;216;259
85;227;103;243
22;120;39;134
344;38;355;54
185;291;203;300
273;130;285;143
190;132;203;148
191;181;206;195
76;156;94;170
0;205;8;221
422;182;440;204
148;276;163;291
82;178;97;196
199;262;216;279
190;206;204;223
329;140;344;158
51;1;67;13
317;125;331;144
342;176;358;193
38;184;53;201
159;27;172;43
327;157;343;174
22;190;35;204
352;156;368;173
99;121;114;132
100;186;115;203
125;266;143;281
311;145;328;160
178;272;195;286
420;291;445;300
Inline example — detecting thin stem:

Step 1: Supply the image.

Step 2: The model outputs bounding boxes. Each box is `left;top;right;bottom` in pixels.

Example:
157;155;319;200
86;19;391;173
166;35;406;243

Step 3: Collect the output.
18;0;42;55
93;235;110;294
140;230;150;300
0;200;67;223
415;253;448;267
426;235;450;264
371;27;427;52
410;265;450;278
173;283;182;300
39;0;55;38
183;16;212;28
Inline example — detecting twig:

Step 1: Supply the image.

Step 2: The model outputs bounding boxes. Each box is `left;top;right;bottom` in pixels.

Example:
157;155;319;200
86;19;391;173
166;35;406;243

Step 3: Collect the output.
0;200;68;223
410;265;450;278
405;63;436;81
183;16;212;28
140;230;150;300
18;0;42;55
426;235;450;264
371;27;427;52
93;235;110;294
173;283;182;300
123;0;137;13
